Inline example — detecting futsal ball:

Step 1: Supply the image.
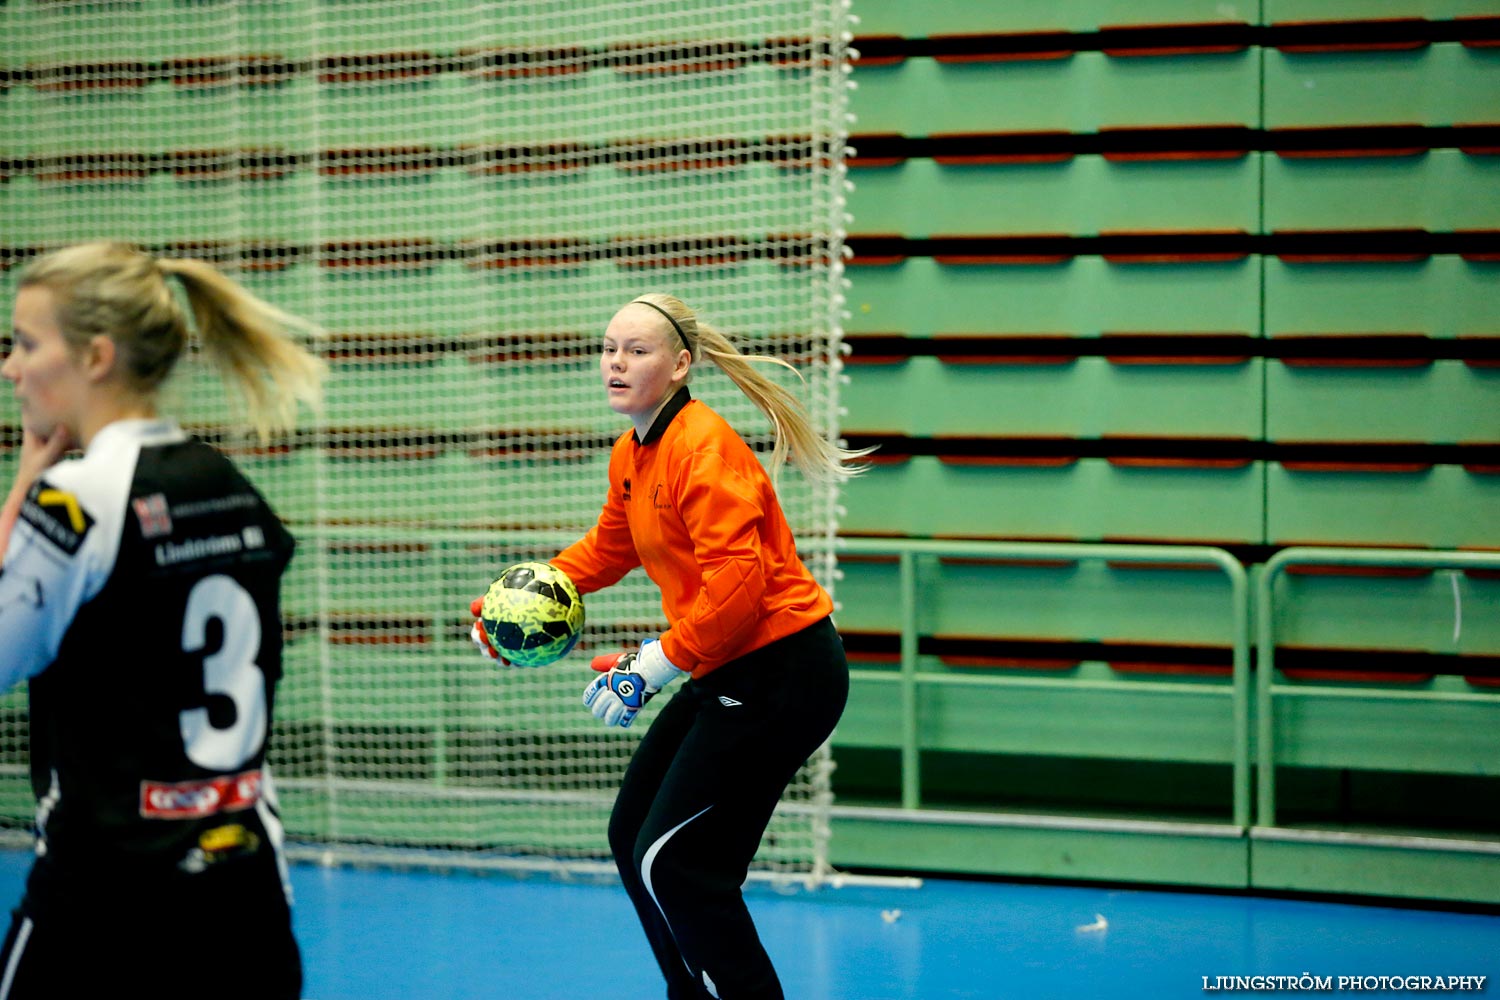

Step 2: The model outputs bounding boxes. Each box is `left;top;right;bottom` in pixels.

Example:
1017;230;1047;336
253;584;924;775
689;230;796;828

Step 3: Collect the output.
479;562;585;667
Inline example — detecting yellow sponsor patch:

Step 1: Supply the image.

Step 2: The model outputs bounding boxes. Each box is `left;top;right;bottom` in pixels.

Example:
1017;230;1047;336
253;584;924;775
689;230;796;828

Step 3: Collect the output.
20;481;94;555
36;489;85;532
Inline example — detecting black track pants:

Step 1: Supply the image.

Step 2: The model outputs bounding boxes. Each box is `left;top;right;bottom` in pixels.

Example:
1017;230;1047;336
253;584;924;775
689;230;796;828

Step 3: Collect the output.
608;617;849;1000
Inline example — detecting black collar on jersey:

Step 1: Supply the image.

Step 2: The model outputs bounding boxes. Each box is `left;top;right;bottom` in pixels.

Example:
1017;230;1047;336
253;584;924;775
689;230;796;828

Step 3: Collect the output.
636;386;692;446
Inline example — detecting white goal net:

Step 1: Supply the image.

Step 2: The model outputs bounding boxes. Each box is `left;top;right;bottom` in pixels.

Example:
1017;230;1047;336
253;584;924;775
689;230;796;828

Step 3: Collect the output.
0;0;854;884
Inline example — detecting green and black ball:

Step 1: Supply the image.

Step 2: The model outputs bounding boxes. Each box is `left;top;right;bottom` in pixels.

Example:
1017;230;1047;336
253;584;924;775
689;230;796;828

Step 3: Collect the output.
479;562;584;667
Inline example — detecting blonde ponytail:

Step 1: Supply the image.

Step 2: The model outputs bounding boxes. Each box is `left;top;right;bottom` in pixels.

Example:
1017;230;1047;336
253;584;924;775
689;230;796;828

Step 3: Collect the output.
630;293;874;484
19;241;323;440
157;257;324;440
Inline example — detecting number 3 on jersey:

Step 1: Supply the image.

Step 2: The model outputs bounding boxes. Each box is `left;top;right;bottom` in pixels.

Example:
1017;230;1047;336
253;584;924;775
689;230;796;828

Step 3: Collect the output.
180;574;268;771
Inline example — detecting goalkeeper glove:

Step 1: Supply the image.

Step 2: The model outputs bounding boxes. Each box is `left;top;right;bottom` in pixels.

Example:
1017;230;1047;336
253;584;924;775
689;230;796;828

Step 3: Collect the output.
582;638;686;728
468;596;511;667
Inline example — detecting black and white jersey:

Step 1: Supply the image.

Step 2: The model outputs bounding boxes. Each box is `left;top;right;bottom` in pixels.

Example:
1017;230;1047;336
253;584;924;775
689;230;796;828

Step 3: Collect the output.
0;418;295;880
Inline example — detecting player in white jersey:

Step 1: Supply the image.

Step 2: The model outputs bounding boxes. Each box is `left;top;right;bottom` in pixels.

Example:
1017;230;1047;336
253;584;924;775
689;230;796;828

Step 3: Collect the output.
0;242;322;999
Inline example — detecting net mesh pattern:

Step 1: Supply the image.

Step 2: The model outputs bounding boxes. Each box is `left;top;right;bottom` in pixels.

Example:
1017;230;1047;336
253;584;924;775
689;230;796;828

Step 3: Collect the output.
0;0;854;883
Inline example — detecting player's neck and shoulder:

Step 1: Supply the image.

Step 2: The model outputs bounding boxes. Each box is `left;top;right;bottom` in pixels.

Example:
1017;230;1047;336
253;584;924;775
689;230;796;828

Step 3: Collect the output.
38;418;183;500
611;389;763;492
41;417;259;520
86;416;186;457
625;388;742;456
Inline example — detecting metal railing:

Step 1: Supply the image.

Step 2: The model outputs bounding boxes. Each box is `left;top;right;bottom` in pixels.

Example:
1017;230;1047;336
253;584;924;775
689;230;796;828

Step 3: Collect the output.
1255;546;1500;830
835;537;1252;829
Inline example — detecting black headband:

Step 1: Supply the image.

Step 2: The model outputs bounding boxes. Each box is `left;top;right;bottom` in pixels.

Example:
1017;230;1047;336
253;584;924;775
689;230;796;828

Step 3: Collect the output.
633;299;691;352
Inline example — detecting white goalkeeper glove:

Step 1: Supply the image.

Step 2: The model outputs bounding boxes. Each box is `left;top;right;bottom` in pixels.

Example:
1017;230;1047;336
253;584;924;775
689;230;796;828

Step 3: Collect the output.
582;638;686;728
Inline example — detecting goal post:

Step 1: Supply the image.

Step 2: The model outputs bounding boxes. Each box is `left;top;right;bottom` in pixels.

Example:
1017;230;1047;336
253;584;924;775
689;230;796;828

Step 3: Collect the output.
0;0;855;886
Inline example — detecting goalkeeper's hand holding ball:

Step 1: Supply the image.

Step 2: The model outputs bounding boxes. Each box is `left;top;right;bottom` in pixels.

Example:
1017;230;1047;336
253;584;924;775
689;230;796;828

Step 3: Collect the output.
468;595;510;666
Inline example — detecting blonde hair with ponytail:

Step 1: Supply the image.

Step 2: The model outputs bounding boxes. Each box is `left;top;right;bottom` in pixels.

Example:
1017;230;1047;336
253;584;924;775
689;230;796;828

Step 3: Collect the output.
19;241;323;440
630;293;873;484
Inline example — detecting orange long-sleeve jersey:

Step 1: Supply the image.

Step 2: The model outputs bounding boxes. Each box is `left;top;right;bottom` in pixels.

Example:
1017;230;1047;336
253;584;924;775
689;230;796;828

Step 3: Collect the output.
551;388;833;678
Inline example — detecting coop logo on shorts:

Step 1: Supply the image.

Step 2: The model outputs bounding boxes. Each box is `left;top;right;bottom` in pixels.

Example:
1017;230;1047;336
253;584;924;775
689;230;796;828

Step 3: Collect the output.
140;769;263;819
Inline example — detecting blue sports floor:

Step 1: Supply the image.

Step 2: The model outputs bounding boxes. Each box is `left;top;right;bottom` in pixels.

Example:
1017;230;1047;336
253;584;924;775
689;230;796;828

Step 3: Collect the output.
3;850;1496;998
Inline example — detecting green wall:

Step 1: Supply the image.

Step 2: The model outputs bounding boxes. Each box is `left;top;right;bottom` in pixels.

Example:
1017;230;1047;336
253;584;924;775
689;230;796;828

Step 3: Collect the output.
829;2;1500;902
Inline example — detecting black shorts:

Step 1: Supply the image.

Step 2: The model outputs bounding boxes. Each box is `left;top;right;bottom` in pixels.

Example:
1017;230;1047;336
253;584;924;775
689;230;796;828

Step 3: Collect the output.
0;849;301;1000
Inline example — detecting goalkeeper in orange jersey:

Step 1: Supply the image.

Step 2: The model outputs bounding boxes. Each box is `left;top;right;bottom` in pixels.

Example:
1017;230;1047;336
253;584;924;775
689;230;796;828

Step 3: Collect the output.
470;293;870;999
